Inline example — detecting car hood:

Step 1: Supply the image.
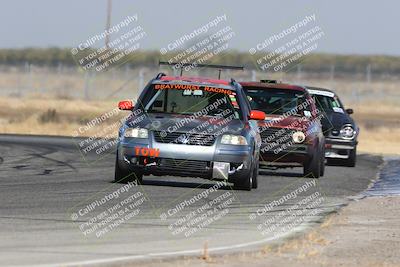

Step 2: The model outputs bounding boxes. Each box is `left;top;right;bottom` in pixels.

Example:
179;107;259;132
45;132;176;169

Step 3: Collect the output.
258;114;309;130
321;111;354;131
126;112;245;135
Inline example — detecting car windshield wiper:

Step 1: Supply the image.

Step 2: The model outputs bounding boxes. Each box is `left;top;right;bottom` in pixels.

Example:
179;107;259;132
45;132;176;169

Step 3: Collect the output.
146;110;187;116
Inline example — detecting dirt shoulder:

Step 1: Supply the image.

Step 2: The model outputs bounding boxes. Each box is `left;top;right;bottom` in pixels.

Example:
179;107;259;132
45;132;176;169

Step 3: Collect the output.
137;196;400;267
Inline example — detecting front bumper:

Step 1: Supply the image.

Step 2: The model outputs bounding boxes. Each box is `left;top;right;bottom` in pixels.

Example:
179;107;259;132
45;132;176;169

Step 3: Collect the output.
325;137;357;159
118;136;253;180
259;143;311;164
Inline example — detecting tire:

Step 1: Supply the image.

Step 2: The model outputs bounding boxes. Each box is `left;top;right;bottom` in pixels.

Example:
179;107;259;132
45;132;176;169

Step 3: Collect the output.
303;149;321;179
252;160;259;189
320;147;325;177
345;148;357;167
114;156;143;184
234;163;254;191
319;157;325;177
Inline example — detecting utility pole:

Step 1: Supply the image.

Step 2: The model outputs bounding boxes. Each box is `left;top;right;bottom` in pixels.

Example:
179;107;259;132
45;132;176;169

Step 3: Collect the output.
366;64;371;84
105;0;112;49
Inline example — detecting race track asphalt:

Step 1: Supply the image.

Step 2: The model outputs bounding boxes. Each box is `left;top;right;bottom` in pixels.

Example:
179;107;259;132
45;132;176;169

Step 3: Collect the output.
0;134;382;266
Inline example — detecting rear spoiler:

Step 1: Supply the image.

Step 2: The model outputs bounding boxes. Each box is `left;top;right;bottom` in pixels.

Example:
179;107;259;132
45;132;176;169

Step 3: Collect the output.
159;61;244;79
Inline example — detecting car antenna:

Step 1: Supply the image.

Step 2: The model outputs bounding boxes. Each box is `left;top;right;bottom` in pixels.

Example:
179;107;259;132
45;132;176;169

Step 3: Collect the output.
158;61;244;79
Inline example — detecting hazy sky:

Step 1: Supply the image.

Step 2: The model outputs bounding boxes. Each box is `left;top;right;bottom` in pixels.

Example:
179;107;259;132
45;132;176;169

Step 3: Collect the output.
0;0;398;55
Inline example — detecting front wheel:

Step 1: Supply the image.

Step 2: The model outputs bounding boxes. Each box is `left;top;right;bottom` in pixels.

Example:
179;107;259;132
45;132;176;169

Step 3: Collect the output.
252;160;259;189
320;147;325;177
345;148;357;167
233;163;254;191
114;156;143;184
303;152;321;179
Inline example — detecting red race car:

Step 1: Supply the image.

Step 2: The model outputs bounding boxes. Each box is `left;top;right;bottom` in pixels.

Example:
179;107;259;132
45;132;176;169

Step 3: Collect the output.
240;80;325;178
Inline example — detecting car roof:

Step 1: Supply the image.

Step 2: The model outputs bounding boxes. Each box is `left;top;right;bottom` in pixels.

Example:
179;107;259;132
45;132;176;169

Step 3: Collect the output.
305;86;336;97
158;75;231;86
239;81;307;92
306;86;336;94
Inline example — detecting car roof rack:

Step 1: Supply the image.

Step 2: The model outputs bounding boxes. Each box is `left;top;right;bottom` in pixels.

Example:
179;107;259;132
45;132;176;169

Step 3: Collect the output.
159;61;244;79
260;79;279;84
155;72;166;79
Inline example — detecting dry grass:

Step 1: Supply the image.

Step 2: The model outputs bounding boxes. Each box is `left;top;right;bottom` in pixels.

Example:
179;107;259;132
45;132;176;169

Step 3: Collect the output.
357;127;400;155
0;96;124;137
260;231;328;259
349;101;400;155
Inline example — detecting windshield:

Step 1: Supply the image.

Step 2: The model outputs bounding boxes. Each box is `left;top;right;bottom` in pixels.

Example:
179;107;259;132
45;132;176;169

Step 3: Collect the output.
313;94;343;113
244;88;310;116
143;83;242;119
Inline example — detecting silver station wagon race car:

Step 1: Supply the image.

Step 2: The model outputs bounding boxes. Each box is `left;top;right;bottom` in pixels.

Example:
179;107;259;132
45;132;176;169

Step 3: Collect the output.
115;73;266;190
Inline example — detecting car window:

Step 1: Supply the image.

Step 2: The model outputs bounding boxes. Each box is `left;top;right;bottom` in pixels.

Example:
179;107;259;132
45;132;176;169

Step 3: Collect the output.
314;95;343;112
244;87;310;116
144;84;242;119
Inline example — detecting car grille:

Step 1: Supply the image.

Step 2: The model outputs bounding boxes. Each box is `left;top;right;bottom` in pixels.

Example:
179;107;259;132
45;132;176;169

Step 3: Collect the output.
158;158;210;172
260;127;296;152
153;131;215;146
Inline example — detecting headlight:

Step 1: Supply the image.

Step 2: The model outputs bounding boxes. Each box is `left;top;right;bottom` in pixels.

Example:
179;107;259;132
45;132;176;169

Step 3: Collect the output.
340;125;355;139
124;128;148;138
292;131;306;143
221;134;248;145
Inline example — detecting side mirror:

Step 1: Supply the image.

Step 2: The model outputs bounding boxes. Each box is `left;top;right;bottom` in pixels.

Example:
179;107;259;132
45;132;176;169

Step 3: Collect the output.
304;110;312;118
346;108;354;115
249;110;266;120
118;100;133;110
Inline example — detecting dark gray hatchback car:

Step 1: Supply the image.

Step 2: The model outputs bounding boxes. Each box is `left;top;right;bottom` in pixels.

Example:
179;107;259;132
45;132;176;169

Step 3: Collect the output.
115;73;266;190
307;87;359;167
